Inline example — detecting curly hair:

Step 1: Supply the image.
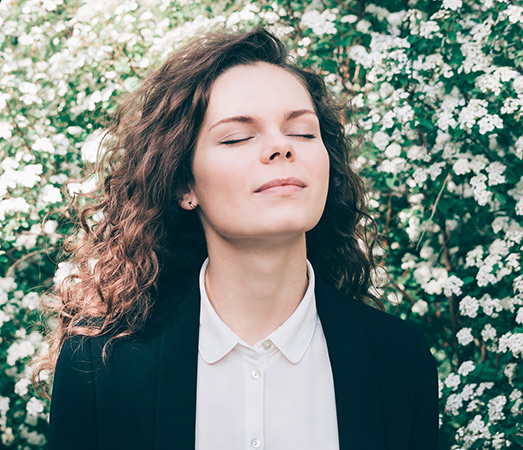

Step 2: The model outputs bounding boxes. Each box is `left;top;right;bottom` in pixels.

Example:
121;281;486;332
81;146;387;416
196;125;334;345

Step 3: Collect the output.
35;28;381;389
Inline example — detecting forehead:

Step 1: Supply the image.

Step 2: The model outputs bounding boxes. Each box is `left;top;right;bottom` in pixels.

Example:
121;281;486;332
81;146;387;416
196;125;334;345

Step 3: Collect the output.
203;62;315;124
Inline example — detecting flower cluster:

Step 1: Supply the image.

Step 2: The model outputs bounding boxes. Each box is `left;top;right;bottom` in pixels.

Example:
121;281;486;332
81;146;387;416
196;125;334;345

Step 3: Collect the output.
0;0;521;448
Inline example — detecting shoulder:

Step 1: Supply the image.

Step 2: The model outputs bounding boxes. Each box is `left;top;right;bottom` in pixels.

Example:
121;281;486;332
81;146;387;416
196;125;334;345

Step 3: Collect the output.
315;276;435;369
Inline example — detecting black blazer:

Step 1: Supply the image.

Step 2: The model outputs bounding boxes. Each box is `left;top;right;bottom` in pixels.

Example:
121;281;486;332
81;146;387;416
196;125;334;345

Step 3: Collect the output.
49;272;439;450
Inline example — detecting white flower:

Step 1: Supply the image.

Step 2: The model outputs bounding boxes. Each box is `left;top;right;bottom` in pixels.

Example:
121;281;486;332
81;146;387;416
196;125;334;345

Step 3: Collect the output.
419;21;440;38
412;300;429;315
453;158;471;175
498;332;523;357
301;10;337;35
80;129;106;163
0;396;10;415
446;393;463;415
477;114;503;135
21;292;40;310
481;324;497;341
340;14;358;23
443;275;463;296
67;177;98;196
26;397;44;416
469;155;488;174
492;217;509;234
445;373;461;390
349;45;372;69
53;261;79;288
457;328;474;346
0;121;13;139
504;363;517;383
459;296;479;318
458;361;475;376
385;142;402;158
461;383;477;401
486;162;506;186
0;310;10;327
0;197;30;221
465;415;490;440
516;199;523;215
516;307;523;324
458;99;488;130
7;340;36;365
442;0;462;10
372;131;390;150
14;378;31;397
32;137;55;154
504;5;523;23
40;184;63;204
488;395;507;422
18;164;43;188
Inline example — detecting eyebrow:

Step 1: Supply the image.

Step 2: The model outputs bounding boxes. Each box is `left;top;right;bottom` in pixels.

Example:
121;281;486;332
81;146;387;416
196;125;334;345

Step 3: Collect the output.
208;109;317;131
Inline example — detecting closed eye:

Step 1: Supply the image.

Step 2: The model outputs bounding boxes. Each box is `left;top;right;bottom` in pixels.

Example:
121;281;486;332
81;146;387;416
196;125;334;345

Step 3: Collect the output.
289;134;316;139
221;137;253;145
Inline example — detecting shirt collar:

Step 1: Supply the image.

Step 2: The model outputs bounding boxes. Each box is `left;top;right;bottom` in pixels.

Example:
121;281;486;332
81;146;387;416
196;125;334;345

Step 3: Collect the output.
198;258;318;365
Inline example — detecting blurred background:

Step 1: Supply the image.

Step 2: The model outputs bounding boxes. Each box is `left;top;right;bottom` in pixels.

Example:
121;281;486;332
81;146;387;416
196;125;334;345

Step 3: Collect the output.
0;0;522;448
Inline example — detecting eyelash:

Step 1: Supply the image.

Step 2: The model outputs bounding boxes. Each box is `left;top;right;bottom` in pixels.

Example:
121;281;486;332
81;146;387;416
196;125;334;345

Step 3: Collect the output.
221;134;316;145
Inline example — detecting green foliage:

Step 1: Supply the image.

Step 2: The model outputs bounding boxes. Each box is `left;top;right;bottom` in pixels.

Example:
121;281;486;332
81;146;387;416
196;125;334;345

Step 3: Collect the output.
0;0;522;448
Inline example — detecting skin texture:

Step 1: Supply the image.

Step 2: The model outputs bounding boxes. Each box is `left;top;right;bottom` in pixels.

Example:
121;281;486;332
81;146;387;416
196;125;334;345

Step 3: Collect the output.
181;62;330;344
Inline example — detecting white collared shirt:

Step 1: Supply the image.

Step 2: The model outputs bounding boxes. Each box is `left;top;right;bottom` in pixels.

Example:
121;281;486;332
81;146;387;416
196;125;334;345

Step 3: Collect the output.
195;258;339;450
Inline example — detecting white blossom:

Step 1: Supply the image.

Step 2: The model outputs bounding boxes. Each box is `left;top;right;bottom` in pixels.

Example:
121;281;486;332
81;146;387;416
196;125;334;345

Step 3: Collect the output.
0;121;13;139
446;393;463;415
445;373;461;390
481;324;497;341
32;137;55;154
372;131;390;150
21;292;40;310
0;197;30;221
457;328;474;346
14;378;31;397
0;396;10;415
487;395;507;422
25;397;44;416
7;340;36;366
442;0;462;10
80;129;106;163
40;184;63;204
0;310;10;327
459;296;479;318
443;275;463;296
504;363;517;383
301;10;337;35
53;261;79;288
412;300;429;315
458;361;475;376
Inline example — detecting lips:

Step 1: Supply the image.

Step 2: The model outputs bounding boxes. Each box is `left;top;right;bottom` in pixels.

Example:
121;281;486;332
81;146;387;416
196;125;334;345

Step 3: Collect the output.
255;177;306;193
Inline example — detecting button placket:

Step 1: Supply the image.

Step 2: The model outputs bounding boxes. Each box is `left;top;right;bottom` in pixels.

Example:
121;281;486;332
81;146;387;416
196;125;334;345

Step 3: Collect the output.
243;355;265;450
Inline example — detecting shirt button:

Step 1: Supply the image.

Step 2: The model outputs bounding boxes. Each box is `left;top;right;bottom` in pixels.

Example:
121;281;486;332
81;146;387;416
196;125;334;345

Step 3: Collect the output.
262;341;272;350
251;438;262;448
250;369;261;380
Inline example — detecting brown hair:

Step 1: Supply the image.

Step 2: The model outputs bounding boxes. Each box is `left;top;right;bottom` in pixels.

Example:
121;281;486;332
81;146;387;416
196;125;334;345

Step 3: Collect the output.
35;28;381;390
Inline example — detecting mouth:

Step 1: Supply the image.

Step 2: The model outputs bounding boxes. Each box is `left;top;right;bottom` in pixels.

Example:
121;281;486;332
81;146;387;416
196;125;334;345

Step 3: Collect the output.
255;177;306;193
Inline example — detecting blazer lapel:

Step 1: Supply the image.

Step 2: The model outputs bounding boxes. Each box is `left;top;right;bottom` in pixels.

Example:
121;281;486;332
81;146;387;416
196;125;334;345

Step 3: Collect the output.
316;277;387;450
154;271;201;450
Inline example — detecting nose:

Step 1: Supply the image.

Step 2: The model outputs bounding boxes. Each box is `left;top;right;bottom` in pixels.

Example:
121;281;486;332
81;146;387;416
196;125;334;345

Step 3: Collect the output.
261;135;295;164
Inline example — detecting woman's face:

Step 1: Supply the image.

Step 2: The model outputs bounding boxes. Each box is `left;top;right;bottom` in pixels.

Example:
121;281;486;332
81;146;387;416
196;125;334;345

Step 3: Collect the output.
183;62;330;246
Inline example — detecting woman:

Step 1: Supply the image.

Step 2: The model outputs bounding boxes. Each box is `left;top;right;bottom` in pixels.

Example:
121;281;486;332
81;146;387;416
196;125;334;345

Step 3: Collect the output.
43;28;439;449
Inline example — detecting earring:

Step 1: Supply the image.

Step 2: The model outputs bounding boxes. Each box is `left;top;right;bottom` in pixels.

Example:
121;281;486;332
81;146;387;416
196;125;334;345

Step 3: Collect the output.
188;201;196;209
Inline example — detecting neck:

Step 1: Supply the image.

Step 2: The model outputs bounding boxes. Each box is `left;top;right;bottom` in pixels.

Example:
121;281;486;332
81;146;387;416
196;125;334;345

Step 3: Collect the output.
204;235;309;345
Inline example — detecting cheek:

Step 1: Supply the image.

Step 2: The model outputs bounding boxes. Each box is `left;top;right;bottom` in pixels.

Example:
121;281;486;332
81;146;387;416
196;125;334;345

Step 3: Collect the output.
192;155;248;204
313;147;331;193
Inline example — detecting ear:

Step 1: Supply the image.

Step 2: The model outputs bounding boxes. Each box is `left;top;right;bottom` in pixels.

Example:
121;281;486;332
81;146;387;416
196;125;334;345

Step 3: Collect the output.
178;190;198;211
